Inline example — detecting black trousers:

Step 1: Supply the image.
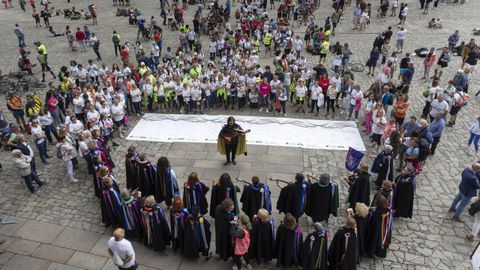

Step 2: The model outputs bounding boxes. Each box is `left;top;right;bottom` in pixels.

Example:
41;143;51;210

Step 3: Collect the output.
22;172;43;193
233;253;249;269
114;44;121;56
225;141;238;162
430;136;441;154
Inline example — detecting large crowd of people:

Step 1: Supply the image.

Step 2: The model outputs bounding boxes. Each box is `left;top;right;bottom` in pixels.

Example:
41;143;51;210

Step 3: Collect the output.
0;0;479;268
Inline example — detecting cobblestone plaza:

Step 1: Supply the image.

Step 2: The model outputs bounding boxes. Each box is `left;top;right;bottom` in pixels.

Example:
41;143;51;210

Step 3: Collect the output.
0;0;479;269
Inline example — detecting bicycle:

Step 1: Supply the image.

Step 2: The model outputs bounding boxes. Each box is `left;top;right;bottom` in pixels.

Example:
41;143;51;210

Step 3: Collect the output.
0;70;46;94
349;62;365;72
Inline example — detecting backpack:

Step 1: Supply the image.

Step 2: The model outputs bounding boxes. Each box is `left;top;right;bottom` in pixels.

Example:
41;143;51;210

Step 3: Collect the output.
387;94;394;105
417;138;430;162
56;144;64;159
469;200;480;216
112;34;120;44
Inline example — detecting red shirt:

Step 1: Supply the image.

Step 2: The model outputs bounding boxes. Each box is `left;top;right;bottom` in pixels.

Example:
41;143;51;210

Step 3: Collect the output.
319;77;330;91
75;31;85;41
120;49;129;59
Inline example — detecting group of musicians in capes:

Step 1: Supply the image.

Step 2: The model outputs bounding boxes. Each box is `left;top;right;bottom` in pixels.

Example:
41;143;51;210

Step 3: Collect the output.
92;117;416;270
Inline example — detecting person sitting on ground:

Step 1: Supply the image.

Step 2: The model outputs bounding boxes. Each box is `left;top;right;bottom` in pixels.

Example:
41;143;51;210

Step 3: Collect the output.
48;26;63;37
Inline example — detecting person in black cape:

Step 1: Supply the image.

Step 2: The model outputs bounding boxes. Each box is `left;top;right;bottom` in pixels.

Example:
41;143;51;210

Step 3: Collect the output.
183;171;209;215
214;198;236;261
273;213;304;267
137;153;157;199
277;173;310;220
365;195;393;258
100;176;124;228
392;167;416;218
88;142;102;198
141;195;171;251
306;173;338;223
327;217;358;270
120;188;144;240
183;205;212;260
170;197;187;253
346;163;371;209
248;208;275;265
125;146;139;190
371;145;394;190
302;222;328;270
156;156;179;207
352;203;369;259
240;176;272;220
210;173;240;218
371;180;393;207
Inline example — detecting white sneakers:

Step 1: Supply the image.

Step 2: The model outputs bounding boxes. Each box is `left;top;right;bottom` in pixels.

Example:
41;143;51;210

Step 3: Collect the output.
70;177;79;183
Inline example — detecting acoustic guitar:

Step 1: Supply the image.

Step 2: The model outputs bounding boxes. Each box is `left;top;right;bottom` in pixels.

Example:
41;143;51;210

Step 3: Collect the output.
224;129;251;144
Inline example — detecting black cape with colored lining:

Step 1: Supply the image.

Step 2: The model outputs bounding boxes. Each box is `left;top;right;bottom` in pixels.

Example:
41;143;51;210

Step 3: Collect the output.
214;205;235;261
306;182;333;223
327;227;357;270
277;181;310;220
302;231;328;270
141;205;171;251
347;170;371;209
248;218;275;264
273;224;303;267
183;215;212;259
392;174;415;218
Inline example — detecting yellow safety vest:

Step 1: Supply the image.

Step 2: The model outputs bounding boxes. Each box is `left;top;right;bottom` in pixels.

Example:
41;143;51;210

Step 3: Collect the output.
263;35;272;45
38;44;47;55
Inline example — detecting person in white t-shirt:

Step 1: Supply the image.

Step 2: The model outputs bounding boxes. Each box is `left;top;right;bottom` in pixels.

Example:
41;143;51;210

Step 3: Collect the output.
72;93;85;123
108;228;136;270
110;97;125;138
371;108;387;151
30;119;49;164
293;36;303;59
429;95;449;122
295;79;307;114
348;86;363;121
310;81;322;115
130;85;143;115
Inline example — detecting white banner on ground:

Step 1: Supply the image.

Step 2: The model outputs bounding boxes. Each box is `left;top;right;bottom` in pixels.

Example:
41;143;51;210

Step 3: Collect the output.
127;114;366;151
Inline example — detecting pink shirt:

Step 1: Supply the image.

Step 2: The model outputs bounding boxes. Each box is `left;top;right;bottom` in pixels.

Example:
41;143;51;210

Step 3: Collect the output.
259;82;271;96
47;96;58;112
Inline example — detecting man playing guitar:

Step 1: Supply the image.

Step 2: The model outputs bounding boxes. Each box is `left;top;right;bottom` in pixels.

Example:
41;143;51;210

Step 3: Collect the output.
218;116;250;165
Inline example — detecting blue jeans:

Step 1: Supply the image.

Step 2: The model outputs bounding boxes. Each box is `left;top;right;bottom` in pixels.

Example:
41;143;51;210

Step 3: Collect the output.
450;192;472;218
36;140;47;163
17;35;25;47
260;94;269;109
50;108;62;127
43;124;59;143
468;132;480;152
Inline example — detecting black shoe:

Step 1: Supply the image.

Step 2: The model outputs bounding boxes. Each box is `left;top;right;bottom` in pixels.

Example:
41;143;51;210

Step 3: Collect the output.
30;188;38;193
224;161;230;166
232;161;236;165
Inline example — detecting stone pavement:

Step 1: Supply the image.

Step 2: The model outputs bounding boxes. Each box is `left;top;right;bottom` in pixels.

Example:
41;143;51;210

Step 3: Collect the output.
0;0;479;269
